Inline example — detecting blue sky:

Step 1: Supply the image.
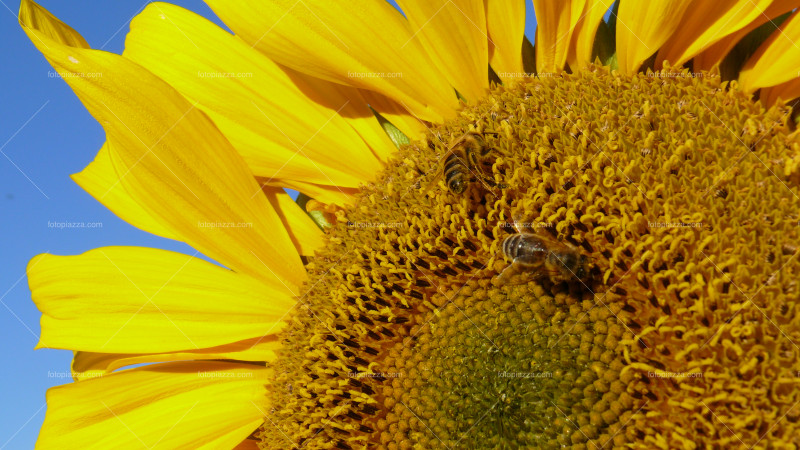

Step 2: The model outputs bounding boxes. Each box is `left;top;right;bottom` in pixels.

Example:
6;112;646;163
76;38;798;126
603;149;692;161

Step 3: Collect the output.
0;1;538;447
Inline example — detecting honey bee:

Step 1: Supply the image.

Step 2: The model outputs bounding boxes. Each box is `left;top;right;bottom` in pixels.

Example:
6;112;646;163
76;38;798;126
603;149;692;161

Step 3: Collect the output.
425;132;502;194
496;221;591;286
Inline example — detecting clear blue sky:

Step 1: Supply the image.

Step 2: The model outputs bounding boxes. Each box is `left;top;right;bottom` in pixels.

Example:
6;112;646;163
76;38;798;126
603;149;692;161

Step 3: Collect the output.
0;1;538;447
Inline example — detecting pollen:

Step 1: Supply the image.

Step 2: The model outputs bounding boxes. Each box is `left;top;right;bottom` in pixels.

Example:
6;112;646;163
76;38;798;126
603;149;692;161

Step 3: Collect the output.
261;65;800;448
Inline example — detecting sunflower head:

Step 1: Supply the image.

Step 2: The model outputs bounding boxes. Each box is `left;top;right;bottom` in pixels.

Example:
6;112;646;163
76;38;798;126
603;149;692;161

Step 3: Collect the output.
264;66;800;448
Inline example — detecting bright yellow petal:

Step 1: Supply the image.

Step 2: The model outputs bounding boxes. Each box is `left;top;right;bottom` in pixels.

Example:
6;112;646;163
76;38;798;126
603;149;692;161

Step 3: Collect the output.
71;143;178;241
760;77;800;106
267;178;359;207
199;421;266;450
359;89;428;142
204;0;459;122
18;0;88;48
37;361;267;449
656;0;774;68
739;10;800;92
616;0;693;73
29;247;294;353
532;0;585;73
395;0;488;101
20;0;305;288
77;144;326;257
694;0;800;70
286;70;397;162
568;0;615;70
124;3;386;188
263;186;324;256
486;0;527;80
72;336;281;380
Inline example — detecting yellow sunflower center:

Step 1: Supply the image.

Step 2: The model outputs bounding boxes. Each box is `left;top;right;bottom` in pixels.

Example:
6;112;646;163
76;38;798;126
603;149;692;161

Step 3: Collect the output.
262;65;800;449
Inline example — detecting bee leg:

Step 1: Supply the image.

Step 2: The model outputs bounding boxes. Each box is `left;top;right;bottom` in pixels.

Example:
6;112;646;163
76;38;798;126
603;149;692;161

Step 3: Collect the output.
479;176;497;187
484;177;508;189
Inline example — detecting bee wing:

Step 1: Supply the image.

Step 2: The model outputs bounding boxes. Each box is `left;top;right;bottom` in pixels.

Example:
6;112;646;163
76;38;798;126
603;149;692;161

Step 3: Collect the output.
422;169;445;193
508;215;524;234
449;132;473;148
508;215;541;235
495;264;563;286
532;230;580;253
495;263;521;285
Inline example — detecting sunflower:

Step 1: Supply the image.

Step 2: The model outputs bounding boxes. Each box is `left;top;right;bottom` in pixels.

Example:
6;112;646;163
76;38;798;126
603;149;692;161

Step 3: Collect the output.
20;0;800;448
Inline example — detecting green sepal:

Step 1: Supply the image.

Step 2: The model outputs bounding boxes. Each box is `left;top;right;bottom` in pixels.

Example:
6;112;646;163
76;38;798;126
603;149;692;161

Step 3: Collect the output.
522;35;536;75
592;20;616;70
488;64;503;86
605;0;620;71
454;88;467;103
295;192;331;230
370;107;410;149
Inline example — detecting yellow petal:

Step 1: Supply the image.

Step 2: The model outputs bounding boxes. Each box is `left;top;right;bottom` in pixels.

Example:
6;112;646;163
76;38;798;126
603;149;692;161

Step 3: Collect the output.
75;143;324;270
124;3;386;187
285;69;397;161
257;177;358;207
72;336;281;380
568;0;615;70
29;247;294;353
656;0;775;68
71;143;178;241
760;77;800;106
358;89;428;142
486;0;527;80
694;0;799;70
739;10;800;91
200;421;266;450
37;361;267;449
616;0;693;73
532;0;585;73
395;0;488;101
20;0;305;289
18;0;88;48
204;0;459;122
263;186;324;256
